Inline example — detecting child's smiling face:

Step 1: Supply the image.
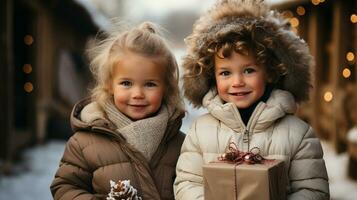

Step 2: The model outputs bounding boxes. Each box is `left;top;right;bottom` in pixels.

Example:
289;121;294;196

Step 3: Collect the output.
109;51;165;120
214;51;267;109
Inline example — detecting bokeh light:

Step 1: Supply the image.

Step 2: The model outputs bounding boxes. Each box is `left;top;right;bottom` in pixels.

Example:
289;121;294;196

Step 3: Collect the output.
282;10;294;18
346;52;355;62
24;82;34;93
324;91;333;102
311;0;320;6
23;64;32;74
296;6;306;16
24;35;34;46
290;17;299;27
351;14;357;23
342;68;351;78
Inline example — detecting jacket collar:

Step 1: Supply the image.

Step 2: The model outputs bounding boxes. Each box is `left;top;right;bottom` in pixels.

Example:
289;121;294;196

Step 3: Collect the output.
202;89;297;133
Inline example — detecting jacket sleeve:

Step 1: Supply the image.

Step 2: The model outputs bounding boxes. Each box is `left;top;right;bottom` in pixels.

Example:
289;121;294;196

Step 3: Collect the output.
288;126;330;200
174;121;205;200
50;134;99;200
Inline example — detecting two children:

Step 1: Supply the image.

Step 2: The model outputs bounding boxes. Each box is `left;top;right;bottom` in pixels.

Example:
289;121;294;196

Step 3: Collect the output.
52;0;330;199
50;22;185;200
174;0;329;199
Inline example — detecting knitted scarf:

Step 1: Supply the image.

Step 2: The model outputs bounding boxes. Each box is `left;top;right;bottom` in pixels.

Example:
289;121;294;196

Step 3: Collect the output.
103;100;169;161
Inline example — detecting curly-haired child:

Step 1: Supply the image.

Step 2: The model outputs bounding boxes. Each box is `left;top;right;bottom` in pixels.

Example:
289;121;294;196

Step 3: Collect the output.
50;21;185;200
174;0;329;199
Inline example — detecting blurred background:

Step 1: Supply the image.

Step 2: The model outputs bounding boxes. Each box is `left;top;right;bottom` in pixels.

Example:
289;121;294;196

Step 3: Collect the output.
0;0;356;199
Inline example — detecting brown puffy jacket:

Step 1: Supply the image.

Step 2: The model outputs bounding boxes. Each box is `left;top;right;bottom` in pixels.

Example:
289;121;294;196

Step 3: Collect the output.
50;98;185;200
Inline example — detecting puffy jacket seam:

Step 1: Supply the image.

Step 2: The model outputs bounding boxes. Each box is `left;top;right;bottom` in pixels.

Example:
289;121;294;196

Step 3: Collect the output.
192;120;203;155
291;125;310;160
72;135;93;173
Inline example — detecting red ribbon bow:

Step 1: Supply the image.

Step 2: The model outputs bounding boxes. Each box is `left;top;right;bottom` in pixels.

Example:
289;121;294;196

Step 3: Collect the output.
218;142;265;164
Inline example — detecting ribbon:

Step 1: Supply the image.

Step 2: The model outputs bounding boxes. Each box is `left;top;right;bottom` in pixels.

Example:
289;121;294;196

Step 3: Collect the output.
218;142;266;164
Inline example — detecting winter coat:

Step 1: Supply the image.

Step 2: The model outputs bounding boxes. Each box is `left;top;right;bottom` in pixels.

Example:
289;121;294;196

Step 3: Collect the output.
174;89;329;200
50;98;185;200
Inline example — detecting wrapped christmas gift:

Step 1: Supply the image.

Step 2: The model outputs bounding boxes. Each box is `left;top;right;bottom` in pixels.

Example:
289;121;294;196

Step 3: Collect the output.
203;143;286;200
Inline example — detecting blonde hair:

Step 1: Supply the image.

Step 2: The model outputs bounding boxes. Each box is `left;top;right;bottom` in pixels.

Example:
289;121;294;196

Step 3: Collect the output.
87;21;184;111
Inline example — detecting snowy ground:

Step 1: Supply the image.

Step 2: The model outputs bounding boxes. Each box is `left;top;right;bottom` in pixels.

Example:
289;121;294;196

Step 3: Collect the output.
321;141;357;200
0;140;65;200
1;111;357;200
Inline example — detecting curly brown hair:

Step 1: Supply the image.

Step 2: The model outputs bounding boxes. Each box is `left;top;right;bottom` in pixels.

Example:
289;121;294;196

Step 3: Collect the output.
182;0;313;107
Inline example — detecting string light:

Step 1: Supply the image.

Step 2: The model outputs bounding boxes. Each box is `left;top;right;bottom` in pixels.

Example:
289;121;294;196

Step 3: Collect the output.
351;14;357;23
324;91;333;102
24;82;34;93
23;64;32;74
290;17;300;27
24;35;34;46
342;68;351;78
346;52;355;62
311;0;320;6
296;6;306;16
282;10;294;19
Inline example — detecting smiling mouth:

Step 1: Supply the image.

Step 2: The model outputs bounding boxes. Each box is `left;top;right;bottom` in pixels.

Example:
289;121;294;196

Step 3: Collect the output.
229;91;251;96
129;104;147;107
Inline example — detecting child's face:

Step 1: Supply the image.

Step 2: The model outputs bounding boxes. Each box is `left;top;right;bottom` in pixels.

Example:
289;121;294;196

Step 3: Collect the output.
109;52;165;120
214;51;267;109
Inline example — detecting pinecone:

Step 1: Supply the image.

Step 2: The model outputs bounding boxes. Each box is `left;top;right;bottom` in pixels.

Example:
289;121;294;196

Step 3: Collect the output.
106;180;142;200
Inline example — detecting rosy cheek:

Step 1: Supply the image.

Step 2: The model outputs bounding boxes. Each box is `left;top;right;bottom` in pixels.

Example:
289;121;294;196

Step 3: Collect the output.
216;81;225;93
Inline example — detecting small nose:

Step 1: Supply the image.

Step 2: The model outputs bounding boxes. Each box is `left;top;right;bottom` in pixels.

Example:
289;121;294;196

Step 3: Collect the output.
232;74;245;87
132;87;145;99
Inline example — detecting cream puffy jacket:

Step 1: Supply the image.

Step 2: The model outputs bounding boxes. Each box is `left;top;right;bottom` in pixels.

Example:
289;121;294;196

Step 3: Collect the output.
174;90;329;200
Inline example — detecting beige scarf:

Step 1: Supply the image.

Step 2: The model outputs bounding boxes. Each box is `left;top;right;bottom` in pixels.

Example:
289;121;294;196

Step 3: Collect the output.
103;100;169;161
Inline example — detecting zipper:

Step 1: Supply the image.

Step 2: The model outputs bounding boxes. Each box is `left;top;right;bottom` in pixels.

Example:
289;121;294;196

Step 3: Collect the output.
242;128;250;151
241;102;265;152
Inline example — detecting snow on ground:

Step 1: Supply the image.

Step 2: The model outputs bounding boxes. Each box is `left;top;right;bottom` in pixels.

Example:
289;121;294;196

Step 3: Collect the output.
0;141;65;200
0;136;357;200
321;141;357;200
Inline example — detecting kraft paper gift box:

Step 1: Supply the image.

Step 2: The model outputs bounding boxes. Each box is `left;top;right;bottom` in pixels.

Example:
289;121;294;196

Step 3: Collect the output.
203;160;286;200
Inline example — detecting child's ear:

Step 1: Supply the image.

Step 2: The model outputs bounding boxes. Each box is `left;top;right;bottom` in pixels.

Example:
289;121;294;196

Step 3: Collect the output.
106;80;114;94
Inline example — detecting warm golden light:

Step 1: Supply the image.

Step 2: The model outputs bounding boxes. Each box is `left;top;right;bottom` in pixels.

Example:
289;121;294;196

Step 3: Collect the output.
296;6;306;16
290;17;299;27
24;82;34;93
24;35;34;46
346;52;355;62
324;91;333;102
311;0;320;5
23;64;32;74
342;68;351;78
351;14;357;23
282;10;294;18
292;27;298;34
319;0;325;2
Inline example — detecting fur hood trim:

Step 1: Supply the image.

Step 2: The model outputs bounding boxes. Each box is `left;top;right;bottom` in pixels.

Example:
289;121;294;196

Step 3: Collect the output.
182;0;313;107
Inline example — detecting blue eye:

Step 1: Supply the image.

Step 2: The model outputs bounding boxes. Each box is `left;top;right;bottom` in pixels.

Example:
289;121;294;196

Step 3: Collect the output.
145;82;157;87
219;71;230;76
243;68;256;74
120;81;132;87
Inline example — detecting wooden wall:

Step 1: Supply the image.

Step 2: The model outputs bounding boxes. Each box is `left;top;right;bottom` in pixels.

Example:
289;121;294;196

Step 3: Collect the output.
0;0;98;167
275;0;357;153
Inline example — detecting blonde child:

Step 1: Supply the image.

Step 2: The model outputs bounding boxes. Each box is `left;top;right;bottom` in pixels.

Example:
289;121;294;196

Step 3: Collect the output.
51;21;185;200
174;0;329;199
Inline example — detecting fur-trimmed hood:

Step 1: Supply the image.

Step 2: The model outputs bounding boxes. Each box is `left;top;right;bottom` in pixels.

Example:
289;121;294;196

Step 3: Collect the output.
182;0;313;107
